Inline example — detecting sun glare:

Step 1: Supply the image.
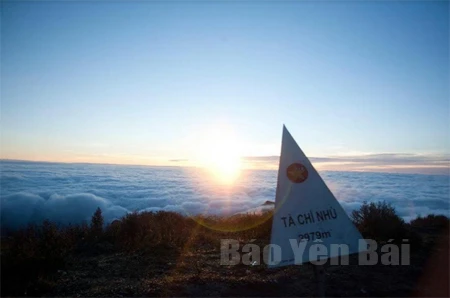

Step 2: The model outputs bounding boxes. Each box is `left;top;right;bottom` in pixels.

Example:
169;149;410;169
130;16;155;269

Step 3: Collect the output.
206;150;241;184
194;125;242;184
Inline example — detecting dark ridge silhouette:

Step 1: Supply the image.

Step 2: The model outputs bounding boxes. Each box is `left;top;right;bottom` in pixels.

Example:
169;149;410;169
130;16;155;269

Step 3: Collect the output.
262;200;275;206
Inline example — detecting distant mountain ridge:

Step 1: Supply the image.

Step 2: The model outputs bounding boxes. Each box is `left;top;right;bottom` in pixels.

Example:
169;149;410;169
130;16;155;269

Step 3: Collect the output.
238;201;275;215
262;201;275;206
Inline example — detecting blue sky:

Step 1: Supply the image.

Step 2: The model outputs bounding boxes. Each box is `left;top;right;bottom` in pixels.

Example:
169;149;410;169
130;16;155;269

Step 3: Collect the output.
1;1;449;173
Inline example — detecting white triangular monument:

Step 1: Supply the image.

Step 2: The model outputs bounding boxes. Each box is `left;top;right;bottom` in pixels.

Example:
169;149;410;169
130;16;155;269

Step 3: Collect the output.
268;125;366;267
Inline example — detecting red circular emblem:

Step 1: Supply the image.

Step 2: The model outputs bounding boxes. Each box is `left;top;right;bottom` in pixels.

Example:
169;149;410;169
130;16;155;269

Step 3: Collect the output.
286;163;308;183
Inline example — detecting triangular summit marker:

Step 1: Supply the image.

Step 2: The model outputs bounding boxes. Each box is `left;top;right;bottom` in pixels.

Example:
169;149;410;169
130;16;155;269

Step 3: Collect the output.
268;125;366;267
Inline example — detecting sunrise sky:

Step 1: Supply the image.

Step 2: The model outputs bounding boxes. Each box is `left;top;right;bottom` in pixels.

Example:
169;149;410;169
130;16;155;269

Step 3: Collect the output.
1;1;449;174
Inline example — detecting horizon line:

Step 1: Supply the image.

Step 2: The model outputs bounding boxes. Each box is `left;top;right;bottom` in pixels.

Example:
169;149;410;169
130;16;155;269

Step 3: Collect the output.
1;157;448;176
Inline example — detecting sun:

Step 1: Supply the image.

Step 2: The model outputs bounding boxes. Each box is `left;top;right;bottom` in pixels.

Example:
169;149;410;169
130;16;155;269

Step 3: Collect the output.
205;147;242;184
193;125;242;184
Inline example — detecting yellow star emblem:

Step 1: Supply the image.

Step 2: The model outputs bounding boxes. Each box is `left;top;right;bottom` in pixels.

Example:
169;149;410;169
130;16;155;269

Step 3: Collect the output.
288;166;306;181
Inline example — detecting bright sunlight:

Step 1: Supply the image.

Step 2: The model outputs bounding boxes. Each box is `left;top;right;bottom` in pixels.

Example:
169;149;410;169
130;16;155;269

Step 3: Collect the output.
193;125;242;184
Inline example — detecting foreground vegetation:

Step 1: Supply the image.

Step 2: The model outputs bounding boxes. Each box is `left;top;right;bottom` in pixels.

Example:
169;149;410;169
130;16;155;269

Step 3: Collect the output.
1;202;448;297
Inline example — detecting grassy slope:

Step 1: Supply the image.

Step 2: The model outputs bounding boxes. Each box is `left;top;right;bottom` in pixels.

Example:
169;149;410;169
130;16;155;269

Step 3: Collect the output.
1;211;449;297
47;231;449;297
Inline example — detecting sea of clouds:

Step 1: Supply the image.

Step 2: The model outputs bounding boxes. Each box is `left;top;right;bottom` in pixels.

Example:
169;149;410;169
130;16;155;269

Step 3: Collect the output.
1;161;449;230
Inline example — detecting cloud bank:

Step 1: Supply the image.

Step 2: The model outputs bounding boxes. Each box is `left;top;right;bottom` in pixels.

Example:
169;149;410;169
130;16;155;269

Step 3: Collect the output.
0;160;448;230
242;153;450;175
1;192;129;230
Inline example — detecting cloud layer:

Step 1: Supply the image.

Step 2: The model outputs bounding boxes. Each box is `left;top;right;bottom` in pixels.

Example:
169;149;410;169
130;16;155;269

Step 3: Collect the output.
242;153;450;174
1;192;128;229
1;160;448;230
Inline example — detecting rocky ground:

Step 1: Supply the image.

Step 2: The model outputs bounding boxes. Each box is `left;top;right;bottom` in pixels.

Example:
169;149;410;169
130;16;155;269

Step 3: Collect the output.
28;229;448;297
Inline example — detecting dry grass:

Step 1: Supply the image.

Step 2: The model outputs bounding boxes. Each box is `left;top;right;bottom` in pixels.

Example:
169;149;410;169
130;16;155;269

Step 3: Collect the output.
1;206;448;297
